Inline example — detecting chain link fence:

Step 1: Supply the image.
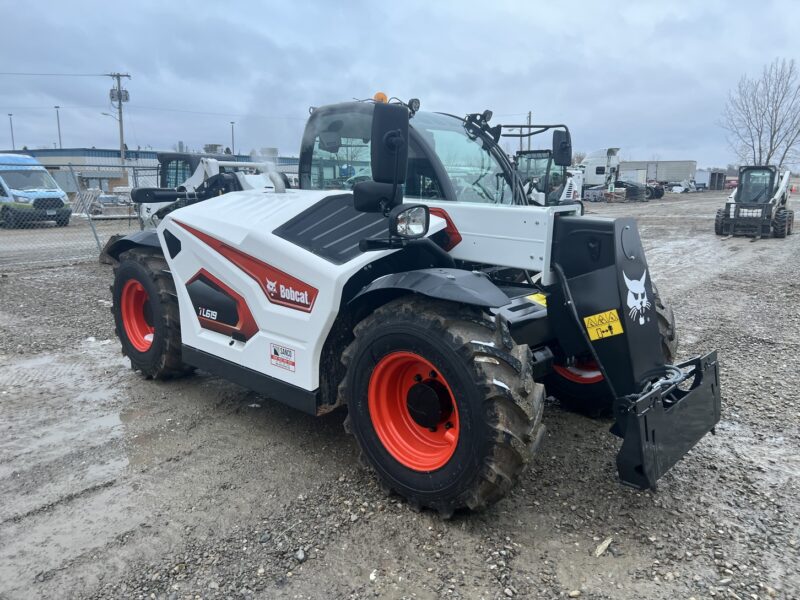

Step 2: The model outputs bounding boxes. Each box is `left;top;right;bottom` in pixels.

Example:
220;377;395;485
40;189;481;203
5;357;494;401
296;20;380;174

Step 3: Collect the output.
0;163;158;271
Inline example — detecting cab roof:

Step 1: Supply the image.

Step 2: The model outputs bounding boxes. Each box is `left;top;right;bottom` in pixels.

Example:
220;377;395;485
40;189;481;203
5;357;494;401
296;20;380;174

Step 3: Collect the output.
0;154;44;168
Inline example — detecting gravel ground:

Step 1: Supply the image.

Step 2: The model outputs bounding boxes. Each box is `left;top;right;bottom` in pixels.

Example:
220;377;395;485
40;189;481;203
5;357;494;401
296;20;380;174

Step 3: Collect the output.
0;219;140;269
0;191;797;600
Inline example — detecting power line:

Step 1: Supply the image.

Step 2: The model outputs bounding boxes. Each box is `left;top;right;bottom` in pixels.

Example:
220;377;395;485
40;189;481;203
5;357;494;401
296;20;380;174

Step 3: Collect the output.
0;105;108;111
0;72;111;77
0;104;307;121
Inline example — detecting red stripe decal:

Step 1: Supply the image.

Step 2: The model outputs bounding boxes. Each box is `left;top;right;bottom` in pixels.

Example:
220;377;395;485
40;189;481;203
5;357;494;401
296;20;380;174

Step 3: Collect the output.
175;221;318;313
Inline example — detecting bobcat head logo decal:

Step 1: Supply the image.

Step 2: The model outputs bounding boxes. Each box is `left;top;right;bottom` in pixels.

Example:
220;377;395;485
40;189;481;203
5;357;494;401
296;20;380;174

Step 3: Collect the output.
265;278;277;297
265;276;311;309
623;270;651;325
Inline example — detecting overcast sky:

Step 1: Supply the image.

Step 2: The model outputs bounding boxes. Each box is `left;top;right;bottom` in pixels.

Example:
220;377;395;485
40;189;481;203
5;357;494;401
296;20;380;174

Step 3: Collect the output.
1;1;797;167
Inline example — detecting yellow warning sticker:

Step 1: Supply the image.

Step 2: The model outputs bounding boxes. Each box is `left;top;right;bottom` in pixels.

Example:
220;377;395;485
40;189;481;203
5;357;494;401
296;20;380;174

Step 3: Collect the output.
583;309;624;341
527;293;548;306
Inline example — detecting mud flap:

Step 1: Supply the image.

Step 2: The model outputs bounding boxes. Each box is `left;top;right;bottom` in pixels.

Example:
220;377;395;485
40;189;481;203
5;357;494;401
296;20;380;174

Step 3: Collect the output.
616;352;721;490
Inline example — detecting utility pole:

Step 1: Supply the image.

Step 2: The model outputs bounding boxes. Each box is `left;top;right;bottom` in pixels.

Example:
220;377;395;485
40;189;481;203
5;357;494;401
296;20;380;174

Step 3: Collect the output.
7;113;14;150
230;121;235;155
106;72;131;163
527;111;532;151
54;106;62;149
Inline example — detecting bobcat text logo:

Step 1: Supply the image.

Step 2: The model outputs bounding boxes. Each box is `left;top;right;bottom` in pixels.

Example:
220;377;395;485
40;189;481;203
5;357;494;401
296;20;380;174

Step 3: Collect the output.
265;278;311;308
623;270;651;325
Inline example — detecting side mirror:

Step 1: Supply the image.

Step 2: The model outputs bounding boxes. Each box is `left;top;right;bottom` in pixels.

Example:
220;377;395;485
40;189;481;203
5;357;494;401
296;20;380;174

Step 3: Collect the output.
552;130;572;167
354;180;397;213
318;130;341;154
370;103;409;184
353;103;409;213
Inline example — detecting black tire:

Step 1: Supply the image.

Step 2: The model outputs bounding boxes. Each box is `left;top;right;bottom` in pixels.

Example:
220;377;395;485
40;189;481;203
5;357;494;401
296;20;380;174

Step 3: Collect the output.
56;216;70;227
546;284;677;417
340;296;544;516
645;186;654;200
714;208;725;235
2;209;18;229
772;208;789;238
111;247;190;379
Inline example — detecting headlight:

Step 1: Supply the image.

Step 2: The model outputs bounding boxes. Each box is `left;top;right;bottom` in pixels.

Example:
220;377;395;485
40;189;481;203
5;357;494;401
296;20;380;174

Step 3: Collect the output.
390;204;429;239
13;195;31;203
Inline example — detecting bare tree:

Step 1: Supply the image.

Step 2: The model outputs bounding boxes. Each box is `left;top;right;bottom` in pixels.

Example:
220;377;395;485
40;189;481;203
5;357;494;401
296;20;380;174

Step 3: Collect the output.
721;58;800;168
571;151;586;166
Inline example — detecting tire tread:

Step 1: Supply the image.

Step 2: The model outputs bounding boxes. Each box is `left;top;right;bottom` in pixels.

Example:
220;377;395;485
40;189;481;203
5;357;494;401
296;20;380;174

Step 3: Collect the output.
113;247;190;379
340;296;544;516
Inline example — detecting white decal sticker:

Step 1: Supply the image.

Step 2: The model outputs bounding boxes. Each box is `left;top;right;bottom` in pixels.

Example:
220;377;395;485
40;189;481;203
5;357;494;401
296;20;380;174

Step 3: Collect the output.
270;343;296;372
265;277;312;309
623;270;651;325
266;278;278;295
198;307;218;320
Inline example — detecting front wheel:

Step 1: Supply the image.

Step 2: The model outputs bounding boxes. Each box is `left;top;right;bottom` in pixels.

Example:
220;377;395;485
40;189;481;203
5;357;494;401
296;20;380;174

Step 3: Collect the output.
341;297;544;516
2;209;18;229
547;284;677;416
772;208;790;238
714;208;725;235
112;248;191;379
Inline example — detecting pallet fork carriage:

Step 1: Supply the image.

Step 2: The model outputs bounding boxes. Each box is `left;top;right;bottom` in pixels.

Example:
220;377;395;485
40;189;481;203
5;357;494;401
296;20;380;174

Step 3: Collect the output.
105;96;722;513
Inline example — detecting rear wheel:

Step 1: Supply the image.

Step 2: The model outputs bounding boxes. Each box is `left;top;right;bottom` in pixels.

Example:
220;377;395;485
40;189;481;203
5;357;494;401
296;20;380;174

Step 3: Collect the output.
341;297;544;516
714;208;725;235
645;186;654;200
112;248;190;379
547;284;677;416
56;215;70;227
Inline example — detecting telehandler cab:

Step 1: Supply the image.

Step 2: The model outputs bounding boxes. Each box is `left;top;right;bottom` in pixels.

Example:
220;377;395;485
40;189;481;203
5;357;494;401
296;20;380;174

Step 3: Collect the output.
715;165;794;238
107;97;721;516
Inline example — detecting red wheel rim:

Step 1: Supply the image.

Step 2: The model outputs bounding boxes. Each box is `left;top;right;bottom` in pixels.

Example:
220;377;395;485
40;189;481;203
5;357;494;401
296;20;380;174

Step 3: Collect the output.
368;351;460;472
553;359;604;384
121;279;154;352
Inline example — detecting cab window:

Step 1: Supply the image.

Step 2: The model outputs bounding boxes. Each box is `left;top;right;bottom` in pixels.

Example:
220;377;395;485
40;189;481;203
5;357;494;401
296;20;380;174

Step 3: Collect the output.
305;107;445;198
738;169;773;203
404;138;445;199
410;112;514;204
163;160;193;188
